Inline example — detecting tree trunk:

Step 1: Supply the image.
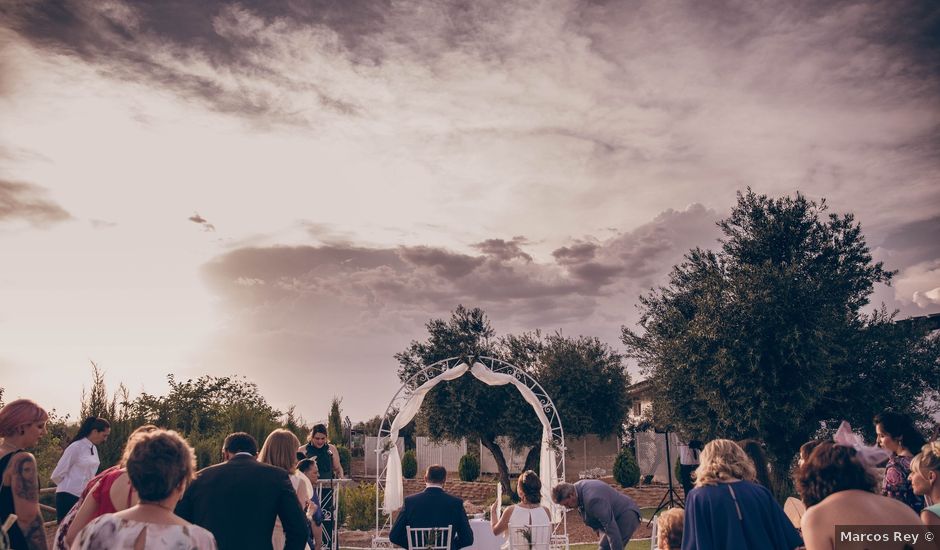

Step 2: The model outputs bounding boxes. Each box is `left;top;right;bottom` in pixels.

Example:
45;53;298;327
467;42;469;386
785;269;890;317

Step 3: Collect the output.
481;437;517;501
523;445;540;474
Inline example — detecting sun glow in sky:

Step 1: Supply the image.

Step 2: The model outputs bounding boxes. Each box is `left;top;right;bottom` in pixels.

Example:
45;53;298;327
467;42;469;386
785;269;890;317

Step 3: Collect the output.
1;0;938;423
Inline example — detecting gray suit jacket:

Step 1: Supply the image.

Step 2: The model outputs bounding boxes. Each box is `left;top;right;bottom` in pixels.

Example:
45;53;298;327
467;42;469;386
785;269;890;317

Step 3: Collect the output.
575;479;641;550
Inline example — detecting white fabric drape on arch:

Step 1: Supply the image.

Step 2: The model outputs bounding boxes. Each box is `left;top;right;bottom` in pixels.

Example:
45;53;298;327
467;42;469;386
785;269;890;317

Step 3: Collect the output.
383;361;561;522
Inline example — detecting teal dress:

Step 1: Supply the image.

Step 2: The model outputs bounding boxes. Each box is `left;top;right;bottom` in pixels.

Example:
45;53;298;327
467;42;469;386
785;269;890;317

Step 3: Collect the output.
926;503;940;520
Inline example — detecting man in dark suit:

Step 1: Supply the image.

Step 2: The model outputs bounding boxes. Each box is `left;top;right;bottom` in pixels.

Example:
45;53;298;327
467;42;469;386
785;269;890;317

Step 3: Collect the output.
389;465;473;550
175;432;308;550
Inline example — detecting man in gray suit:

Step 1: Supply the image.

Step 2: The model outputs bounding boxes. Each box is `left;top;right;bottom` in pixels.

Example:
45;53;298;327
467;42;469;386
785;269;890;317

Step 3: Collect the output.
552;480;641;550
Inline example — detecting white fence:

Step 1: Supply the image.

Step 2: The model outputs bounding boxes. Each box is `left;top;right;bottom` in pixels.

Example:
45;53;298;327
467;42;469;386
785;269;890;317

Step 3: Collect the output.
416;436;467;473
364;436;404;476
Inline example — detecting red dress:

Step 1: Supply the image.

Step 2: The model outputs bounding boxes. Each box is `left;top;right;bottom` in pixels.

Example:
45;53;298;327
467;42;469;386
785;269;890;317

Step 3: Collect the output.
53;466;135;550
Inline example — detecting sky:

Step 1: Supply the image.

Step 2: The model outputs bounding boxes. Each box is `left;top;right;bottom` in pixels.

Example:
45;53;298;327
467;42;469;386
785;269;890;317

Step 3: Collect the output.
1;0;938;426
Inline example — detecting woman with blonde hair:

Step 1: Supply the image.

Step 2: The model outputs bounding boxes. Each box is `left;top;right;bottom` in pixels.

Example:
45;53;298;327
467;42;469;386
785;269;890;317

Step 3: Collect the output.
261;429;311;549
655;507;683;550
0;399;48;550
909;441;940;525
682;439;801;550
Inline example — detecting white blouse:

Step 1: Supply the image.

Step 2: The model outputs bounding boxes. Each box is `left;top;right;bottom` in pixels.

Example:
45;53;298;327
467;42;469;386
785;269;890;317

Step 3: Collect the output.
51;438;100;497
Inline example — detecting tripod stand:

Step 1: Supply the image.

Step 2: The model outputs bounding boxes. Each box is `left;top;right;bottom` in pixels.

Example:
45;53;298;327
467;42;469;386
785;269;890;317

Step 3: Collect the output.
647;429;684;526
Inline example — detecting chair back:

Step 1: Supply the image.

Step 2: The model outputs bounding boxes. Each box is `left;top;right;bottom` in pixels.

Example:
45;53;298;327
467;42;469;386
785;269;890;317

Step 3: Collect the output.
508;523;551;550
406;526;453;550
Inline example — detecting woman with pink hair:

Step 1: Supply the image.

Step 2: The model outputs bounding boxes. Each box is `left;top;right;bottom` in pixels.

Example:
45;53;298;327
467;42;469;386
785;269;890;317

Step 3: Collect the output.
0;399;49;550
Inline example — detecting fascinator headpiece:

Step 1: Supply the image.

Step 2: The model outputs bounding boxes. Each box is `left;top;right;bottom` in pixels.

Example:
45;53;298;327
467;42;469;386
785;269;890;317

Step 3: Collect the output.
833;420;890;467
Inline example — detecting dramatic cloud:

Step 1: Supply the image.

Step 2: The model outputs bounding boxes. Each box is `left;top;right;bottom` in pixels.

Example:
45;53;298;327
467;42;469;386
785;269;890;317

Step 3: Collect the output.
201;204;723;351
1;0;937;421
0;179;70;227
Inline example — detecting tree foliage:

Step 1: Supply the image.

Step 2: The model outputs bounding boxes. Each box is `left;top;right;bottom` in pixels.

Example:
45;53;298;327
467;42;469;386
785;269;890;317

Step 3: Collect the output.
328;397;345;446
353;415;383;437
622;189;940;494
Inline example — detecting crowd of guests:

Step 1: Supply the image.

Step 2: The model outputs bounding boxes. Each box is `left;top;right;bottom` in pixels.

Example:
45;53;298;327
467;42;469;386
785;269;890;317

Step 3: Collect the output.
648;413;940;550
0;398;343;550
3;395;940;550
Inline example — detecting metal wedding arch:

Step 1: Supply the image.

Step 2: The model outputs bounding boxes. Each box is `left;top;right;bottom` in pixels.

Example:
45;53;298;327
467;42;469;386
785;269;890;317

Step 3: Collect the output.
372;356;567;544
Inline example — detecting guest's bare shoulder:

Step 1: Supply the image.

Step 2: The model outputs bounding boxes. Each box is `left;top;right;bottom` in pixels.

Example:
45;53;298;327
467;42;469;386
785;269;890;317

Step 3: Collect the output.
876;494;922;523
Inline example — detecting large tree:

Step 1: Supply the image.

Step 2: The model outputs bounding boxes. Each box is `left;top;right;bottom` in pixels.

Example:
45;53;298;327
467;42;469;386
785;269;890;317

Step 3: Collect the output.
395;305;523;496
500;331;631;472
396;306;633;498
622;189;939;495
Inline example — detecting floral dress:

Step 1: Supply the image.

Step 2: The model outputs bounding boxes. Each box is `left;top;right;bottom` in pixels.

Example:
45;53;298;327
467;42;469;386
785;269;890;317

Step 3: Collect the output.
71;514;217;550
882;455;924;513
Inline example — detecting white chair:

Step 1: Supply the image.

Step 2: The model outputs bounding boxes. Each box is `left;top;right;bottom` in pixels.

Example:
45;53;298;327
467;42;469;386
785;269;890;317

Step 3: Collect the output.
507;524;552;550
549;534;569;550
406;526;453;550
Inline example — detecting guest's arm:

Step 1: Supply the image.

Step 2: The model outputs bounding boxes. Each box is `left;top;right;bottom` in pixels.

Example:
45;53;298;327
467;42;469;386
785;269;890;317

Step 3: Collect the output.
50;441;76;485
330;444;344;478
490;503;513;535
922;509;940;526
10;452;47;550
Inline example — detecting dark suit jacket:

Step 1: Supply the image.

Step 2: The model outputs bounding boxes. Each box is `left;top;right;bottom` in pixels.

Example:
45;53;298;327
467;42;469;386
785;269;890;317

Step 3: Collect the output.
389;486;473;550
175;454;308;550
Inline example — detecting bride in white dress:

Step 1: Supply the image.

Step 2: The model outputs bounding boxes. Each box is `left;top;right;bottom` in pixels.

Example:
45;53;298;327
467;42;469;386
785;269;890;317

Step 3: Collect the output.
490;471;552;550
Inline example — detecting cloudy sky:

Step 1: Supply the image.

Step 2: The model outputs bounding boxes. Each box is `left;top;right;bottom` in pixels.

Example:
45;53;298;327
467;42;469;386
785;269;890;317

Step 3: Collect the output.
1;0;938;424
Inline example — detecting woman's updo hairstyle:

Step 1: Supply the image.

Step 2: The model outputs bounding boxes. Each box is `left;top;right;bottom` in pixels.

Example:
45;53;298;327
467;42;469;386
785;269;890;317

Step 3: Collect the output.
517;470;541;503
911;441;940;478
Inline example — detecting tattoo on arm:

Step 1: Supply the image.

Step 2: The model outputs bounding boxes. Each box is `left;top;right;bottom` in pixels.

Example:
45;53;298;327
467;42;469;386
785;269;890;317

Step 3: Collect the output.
24;514;47;550
14;456;39;501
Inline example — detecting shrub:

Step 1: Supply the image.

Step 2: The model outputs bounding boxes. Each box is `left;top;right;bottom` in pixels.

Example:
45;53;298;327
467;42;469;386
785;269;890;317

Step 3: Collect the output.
402;450;418;479
613;447;640;488
458;453;480;482
336;445;352;477
340;482;386;531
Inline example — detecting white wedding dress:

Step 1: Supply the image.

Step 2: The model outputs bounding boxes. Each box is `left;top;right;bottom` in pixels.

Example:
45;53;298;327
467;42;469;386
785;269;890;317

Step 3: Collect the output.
504;506;551;550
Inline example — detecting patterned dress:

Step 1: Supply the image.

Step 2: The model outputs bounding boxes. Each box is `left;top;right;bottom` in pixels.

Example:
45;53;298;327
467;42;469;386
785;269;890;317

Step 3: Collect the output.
882;455;924;513
71;514;217;550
